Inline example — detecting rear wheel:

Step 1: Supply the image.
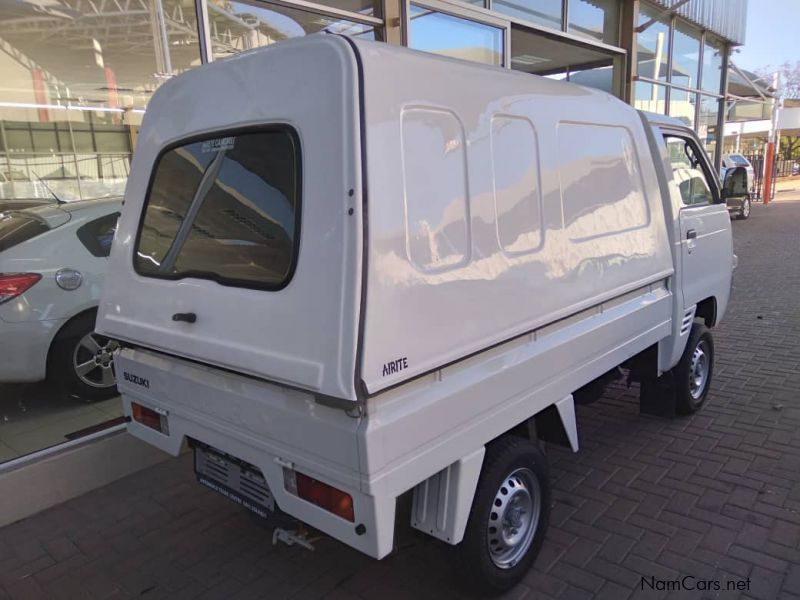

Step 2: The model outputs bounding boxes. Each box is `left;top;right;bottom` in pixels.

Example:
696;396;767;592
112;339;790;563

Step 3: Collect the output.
737;196;751;220
453;436;550;596
48;311;119;401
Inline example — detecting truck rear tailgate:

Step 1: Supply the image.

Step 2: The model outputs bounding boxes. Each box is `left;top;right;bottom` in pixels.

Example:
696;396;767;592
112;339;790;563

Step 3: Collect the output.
96;35;363;401
116;347;362;490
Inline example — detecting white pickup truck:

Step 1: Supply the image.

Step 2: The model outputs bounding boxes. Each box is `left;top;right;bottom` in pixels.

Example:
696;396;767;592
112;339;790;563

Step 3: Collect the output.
97;35;744;594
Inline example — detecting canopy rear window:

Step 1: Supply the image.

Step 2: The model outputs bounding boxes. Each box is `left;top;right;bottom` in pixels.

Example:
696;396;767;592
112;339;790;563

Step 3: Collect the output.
0;212;49;252
134;127;301;289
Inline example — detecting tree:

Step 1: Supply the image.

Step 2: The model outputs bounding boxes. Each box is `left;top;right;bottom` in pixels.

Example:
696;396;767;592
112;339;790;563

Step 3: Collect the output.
755;62;800;160
755;61;800;100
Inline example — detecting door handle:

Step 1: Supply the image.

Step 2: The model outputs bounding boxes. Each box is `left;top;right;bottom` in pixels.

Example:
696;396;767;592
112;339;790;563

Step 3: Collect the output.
687;229;697;240
172;312;197;323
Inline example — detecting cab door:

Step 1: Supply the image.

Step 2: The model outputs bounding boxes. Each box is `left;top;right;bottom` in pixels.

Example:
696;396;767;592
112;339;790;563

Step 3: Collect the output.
661;131;733;317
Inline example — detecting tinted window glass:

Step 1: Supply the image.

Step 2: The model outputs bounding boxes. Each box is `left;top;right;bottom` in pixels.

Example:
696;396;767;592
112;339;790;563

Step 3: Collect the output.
0;213;49;252
77;212;120;257
729;155;750;167
135;129;300;289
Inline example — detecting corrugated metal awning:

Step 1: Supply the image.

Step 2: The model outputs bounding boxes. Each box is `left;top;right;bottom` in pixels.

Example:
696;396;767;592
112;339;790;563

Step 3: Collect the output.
649;0;747;44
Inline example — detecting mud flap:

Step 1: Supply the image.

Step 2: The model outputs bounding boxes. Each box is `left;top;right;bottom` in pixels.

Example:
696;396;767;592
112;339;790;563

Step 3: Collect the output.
639;371;677;418
410;447;485;545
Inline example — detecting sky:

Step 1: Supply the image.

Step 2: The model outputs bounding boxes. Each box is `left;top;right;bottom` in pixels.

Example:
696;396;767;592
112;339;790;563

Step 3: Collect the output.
733;0;800;72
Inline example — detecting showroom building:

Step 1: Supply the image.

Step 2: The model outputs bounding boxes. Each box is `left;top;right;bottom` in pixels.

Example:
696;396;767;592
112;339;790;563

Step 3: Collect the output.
0;0;747;206
0;0;747;514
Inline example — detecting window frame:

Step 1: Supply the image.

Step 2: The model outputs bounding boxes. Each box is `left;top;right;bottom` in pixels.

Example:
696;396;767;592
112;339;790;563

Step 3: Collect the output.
662;130;722;208
405;0;511;67
132;123;303;292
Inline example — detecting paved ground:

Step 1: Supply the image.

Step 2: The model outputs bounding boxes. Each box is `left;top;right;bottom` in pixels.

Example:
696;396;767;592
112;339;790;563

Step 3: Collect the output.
1;199;800;600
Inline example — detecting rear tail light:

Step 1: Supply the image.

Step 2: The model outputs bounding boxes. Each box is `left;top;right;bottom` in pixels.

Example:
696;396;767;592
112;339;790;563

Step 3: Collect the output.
284;468;354;522
0;273;41;304
131;402;169;434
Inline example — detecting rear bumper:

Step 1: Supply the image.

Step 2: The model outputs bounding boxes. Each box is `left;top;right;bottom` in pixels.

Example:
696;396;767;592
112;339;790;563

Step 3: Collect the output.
0;317;62;382
115;348;396;559
123;400;396;559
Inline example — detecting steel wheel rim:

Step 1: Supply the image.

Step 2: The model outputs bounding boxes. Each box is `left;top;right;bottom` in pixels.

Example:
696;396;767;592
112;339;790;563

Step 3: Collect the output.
487;467;541;569
689;340;710;401
73;333;119;389
742;199;751;217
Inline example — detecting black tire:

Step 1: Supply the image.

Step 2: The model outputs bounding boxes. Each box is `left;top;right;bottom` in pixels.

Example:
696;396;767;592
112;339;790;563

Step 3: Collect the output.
737;196;751;220
453;436;550;597
674;323;714;415
48;310;118;401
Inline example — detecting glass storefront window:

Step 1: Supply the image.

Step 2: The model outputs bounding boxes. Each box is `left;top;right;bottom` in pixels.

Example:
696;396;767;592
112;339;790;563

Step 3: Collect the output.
409;5;504;66
567;0;618;45
636;5;669;82
671;21;700;89
569;63;614;93
209;0;376;60
669;89;696;129
702;36;724;94
493;0;562;31
634;81;667;114
0;0;200;203
306;0;382;18
0;0;203;463
698;94;721;163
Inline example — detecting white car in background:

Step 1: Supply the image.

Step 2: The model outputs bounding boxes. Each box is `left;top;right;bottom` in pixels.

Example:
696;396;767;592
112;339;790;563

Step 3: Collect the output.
721;153;756;189
0;197;122;400
721;153;755;220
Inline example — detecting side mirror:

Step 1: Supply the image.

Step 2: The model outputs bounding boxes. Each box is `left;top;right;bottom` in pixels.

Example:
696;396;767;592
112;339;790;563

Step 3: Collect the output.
722;166;748;200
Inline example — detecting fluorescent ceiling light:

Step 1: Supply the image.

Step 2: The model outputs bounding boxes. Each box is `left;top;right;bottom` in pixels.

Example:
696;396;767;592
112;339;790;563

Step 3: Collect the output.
0;101;133;114
511;54;551;66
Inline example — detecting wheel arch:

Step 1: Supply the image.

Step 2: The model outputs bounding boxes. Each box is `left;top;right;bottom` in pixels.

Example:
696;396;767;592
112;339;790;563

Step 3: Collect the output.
695;297;717;327
46;305;99;374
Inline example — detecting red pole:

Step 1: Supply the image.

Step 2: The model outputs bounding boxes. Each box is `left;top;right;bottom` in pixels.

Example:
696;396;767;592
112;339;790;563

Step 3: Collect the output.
31;68;49;123
763;141;775;205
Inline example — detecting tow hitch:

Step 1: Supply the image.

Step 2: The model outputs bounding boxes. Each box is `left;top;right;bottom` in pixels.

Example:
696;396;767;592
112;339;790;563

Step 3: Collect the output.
272;523;321;551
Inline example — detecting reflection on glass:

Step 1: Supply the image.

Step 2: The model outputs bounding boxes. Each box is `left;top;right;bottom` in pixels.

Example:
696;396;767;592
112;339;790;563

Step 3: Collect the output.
702;37;724;94
665;136;714;206
136;130;299;287
209;1;375;59
569;62;614;94
698;95;720;163
301;0;382;18
672;21;700;89
0;0;200;203
669;90;696;129
634;81;667;114
636;6;669;81
568;0;618;44
409;5;504;66
493;0;562;30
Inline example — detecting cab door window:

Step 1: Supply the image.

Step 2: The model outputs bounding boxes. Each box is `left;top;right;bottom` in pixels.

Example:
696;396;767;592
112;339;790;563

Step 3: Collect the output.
664;135;717;207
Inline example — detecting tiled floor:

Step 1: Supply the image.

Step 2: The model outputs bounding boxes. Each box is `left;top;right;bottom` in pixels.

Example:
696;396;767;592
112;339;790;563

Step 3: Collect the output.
1;199;799;599
0;382;122;461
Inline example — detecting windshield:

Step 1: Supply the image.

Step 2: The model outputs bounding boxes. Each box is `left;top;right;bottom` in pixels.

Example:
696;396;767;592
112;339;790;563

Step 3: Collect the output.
728;155;750;167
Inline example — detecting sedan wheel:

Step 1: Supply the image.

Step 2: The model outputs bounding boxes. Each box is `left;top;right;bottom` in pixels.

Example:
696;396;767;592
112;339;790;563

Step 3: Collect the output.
73;333;119;389
49;311;119;401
